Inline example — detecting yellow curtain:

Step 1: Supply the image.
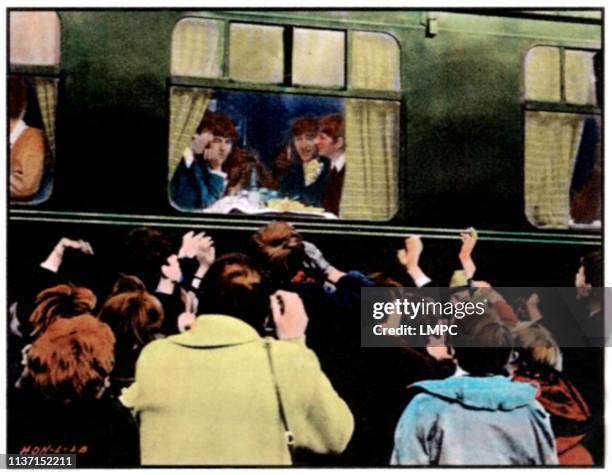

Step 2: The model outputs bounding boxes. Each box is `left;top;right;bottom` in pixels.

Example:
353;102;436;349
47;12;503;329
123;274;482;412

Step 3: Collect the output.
525;47;561;102
350;31;400;91
168;87;211;178
292;28;345;88
565;50;597;105
229;23;284;83
341;99;400;220
171;18;223;78
33;77;58;157
525;111;584;228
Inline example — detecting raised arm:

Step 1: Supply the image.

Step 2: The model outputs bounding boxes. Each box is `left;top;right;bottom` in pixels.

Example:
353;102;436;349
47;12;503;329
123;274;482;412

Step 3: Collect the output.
303;240;346;284
458;227;477;279
398;235;432;287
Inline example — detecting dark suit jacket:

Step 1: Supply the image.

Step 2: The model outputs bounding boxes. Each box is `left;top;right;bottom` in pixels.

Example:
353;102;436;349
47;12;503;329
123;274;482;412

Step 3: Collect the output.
279;156;330;207
170;154;225;210
322;165;345;216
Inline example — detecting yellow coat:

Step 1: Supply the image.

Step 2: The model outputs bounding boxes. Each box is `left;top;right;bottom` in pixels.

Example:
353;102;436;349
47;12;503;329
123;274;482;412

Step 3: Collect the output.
121;314;354;466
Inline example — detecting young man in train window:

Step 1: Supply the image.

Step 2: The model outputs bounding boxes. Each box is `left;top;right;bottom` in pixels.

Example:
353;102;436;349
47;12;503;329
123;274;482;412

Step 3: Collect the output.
316;114;345;216
273;116;331;207
170;112;229;210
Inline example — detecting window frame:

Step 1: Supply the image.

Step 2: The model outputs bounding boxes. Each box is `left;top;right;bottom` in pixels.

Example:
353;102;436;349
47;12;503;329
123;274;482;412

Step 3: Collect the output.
9;11;62;207
523;44;601;115
170;15;402;101
522;44;602;229
167;14;404;222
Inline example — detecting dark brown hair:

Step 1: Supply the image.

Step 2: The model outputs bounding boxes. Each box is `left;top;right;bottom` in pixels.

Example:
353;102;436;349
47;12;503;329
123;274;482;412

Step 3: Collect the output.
292;117;318;137
207;112;238;141
99;290;164;347
270;117;320;188
198;253;268;330
111;273;147;295
318;114;344;141
453;319;513;376
122;227;173;291
196;111;218;135
9;76;27;120
581;250;603;288
250;221;306;283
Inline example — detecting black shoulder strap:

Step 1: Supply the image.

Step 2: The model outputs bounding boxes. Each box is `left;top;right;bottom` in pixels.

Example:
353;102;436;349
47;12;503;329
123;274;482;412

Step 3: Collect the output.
264;338;295;453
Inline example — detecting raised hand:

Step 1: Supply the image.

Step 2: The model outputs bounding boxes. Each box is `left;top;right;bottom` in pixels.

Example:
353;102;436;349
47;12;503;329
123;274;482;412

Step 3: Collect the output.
459;227;477;278
179;231;205;259
270;290;309;340
41;237;94;273
196;235;216;268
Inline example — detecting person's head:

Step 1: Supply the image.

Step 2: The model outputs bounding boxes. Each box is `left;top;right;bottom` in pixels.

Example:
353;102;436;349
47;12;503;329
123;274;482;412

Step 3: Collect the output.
513;324;563;372
24;315;115;402
316;114;345;160
453;320;513;376
250;221;306;283
291;117;319;163
59;246;101;292
111;273;147;295
191;112;217;154
122;227;174;291
99;288;164;348
208;113;237;165
29;284;97;338
197;253;269;331
9;76;27;122
575;250;603;297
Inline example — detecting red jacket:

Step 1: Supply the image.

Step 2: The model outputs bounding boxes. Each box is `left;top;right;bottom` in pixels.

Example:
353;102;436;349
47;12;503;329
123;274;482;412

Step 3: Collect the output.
514;365;593;465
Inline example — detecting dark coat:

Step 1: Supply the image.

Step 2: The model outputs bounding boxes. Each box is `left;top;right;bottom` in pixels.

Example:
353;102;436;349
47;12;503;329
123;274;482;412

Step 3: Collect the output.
279;157;330;207
170;155;225;210
7;389;140;467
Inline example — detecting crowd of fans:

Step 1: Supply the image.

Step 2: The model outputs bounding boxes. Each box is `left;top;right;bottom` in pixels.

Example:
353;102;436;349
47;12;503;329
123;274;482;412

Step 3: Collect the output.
6;221;603;467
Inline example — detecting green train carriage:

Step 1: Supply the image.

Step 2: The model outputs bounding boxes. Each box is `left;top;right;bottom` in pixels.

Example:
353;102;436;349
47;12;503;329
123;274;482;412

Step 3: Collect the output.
7;8;604;465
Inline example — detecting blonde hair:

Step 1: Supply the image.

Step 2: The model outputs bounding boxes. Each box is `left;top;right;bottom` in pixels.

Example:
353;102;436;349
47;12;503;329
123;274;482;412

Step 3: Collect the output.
513;324;563;372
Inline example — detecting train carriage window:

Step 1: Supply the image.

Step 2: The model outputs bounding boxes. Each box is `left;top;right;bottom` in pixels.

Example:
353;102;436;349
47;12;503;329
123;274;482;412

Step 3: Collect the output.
292;28;345;88
229;24;284;84
524;46;601;229
171;18;224;78
168;18;401;221
565;50;598;105
525;47;561;102
9;11;60;205
350;31;401;91
10;11;60;65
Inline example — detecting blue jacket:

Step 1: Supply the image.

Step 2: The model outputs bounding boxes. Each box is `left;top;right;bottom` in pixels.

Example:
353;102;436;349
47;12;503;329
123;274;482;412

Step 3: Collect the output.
391;375;558;466
280;157;330;207
170;154;225;210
